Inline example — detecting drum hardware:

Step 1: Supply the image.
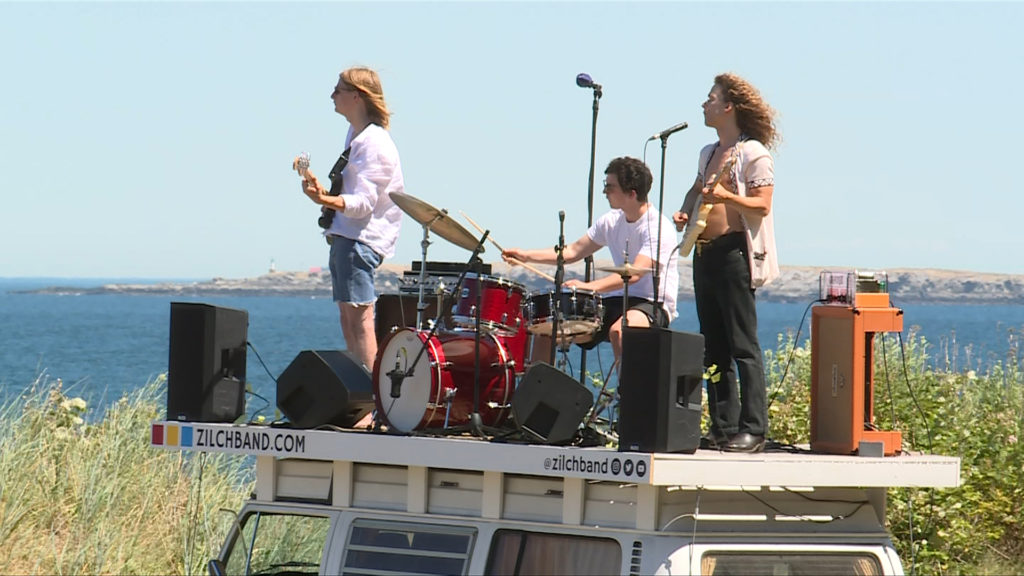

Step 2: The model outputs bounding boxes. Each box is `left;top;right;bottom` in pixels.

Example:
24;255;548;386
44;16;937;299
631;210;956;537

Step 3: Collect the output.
379;193;482;426
442;387;456;429
597;264;655;278
372;328;515;433
586;361;619;429
372;223;495;438
389;192;482;252
525;288;603;342
451;274;527;336
550;210;568;365
389;191;482;331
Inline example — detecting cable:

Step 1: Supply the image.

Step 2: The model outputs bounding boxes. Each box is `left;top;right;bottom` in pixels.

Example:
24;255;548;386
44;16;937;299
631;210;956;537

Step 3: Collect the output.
896;329;939;576
245;341;275;422
880;337;899;431
766;298;824;412
744;487;869;523
896;331;934;454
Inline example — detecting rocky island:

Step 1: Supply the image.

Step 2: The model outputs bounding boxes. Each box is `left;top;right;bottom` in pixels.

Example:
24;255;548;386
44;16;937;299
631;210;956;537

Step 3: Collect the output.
15;261;1024;305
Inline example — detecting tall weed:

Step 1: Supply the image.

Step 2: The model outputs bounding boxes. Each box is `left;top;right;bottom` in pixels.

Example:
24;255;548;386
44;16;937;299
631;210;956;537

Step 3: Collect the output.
0;375;252;575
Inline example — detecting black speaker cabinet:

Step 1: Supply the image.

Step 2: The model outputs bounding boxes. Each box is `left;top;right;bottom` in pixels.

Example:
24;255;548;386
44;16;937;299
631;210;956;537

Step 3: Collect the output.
512;363;593;445
277;350;374;429
167;302;248;423
618;327;704;453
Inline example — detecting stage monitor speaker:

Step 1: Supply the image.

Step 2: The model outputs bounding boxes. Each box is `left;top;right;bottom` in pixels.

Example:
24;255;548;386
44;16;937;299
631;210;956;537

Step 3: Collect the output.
277;350;374;429
618;327;704;454
167;302;248;423
512;363;593;445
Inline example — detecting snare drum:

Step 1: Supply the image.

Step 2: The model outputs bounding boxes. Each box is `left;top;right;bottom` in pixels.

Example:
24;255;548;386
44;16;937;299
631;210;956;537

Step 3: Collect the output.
450;273;527;336
525;288;603;340
373;328;515;432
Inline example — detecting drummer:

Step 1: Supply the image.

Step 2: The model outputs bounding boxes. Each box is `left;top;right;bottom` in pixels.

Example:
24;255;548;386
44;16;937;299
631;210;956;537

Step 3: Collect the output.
502;156;679;367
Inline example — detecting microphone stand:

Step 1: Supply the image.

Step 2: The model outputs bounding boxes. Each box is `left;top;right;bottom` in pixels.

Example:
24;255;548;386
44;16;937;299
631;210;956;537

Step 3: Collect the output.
580;84;601;383
651;133;672;323
551;211;566;366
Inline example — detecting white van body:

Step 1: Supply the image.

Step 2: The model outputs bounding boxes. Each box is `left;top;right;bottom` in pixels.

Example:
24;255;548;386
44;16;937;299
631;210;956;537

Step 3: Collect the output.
151;421;959;575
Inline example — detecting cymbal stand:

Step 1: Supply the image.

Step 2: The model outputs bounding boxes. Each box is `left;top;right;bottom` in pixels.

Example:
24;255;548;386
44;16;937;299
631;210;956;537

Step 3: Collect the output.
550;210;566;366
414;215;443;330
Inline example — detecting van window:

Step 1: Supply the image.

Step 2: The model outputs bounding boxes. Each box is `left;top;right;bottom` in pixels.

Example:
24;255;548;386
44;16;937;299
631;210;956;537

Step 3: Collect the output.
701;552;883;575
223;512;329;576
341;519;475;575
486;530;622;575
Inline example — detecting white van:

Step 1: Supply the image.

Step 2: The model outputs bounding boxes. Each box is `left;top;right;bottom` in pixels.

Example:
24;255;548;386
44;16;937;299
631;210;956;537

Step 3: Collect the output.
151;421;959;575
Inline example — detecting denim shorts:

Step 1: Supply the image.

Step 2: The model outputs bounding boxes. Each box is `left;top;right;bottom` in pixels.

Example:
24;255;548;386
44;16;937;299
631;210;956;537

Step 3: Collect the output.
328;236;382;305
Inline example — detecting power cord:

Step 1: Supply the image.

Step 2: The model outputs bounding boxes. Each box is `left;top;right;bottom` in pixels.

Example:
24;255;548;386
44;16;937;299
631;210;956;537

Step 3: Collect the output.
766;298;825;412
245;341;276;422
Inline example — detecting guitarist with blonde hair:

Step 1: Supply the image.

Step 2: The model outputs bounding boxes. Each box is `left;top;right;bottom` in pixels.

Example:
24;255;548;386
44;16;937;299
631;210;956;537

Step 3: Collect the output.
672;73;779;453
294;66;404;372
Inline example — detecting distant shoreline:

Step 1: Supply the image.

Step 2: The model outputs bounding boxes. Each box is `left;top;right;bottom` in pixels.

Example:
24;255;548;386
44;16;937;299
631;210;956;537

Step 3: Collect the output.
10;262;1024;305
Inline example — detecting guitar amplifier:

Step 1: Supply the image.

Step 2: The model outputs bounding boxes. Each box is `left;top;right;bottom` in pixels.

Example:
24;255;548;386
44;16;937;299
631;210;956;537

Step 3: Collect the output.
398;261;491;294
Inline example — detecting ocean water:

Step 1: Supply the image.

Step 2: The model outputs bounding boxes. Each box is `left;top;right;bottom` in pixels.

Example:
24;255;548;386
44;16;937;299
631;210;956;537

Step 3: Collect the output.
1;278;1022;418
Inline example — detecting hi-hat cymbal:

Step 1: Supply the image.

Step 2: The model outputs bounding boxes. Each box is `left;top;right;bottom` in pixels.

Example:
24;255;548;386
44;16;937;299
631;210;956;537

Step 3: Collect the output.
598;264;655;278
389;192;482;252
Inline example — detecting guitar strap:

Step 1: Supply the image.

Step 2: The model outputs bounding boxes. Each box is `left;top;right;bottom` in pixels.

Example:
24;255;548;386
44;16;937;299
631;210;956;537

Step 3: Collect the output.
327;145;353;196
318;145;353;231
701;142;720;187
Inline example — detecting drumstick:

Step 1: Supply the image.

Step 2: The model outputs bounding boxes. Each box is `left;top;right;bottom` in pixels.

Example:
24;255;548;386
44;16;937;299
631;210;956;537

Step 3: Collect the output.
460;211;556;283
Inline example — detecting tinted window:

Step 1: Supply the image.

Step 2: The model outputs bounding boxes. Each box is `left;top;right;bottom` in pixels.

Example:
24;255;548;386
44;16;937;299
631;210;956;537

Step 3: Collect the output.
342;519;475;576
487;530;622;575
702;552;883;575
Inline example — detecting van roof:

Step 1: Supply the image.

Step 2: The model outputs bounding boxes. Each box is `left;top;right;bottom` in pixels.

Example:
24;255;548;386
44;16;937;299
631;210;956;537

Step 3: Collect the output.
151;421;959;489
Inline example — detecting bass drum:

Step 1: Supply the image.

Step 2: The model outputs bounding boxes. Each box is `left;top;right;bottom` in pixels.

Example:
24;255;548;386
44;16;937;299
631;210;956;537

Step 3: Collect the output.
372;328;515;432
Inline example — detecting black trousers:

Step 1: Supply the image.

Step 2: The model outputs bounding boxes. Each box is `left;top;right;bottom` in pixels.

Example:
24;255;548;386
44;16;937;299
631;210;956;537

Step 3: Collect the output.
692;232;768;437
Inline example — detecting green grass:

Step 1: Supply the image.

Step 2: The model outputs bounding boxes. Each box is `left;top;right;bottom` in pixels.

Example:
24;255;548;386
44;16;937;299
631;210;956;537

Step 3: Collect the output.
0;376;252;575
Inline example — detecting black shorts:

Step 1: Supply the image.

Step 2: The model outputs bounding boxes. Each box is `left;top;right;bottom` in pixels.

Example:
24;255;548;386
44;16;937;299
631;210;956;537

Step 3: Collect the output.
578;296;670;350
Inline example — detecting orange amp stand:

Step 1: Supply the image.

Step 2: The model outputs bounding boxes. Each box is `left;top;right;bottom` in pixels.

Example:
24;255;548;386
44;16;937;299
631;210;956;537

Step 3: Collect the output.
810;293;904;456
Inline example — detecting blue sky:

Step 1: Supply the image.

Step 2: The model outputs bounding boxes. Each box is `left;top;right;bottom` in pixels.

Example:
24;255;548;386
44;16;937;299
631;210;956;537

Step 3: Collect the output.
1;1;1021;279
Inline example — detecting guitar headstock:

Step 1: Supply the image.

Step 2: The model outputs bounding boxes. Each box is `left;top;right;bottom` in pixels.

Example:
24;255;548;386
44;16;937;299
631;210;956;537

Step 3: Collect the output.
296;152;310;178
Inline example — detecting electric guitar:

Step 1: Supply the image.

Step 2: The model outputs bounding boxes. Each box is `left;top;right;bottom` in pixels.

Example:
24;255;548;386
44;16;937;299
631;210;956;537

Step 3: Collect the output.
678;151;738;257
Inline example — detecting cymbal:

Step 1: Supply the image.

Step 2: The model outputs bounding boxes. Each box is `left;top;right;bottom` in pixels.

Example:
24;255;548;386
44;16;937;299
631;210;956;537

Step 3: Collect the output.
598;264;655;278
389;192;482;252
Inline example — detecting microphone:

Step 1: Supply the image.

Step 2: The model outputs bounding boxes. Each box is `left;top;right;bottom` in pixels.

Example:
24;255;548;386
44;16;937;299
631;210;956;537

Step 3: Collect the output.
387;362;405;399
559;210;565;222
648;121;689;141
576;73;602;91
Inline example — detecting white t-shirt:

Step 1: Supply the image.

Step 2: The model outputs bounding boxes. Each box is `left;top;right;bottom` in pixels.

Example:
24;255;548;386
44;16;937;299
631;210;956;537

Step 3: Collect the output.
587;205;679;321
325;124;404;259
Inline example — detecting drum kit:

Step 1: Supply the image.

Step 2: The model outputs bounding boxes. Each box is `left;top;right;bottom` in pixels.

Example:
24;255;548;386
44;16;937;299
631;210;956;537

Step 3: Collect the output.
373;192;620;437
